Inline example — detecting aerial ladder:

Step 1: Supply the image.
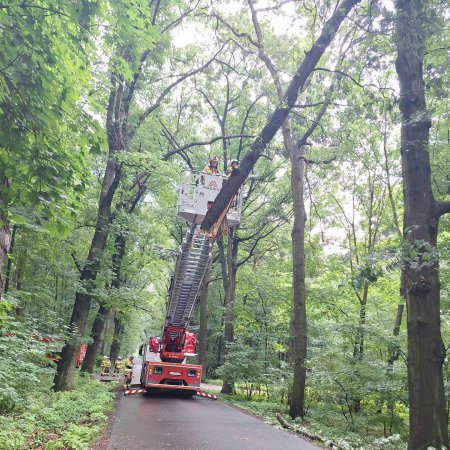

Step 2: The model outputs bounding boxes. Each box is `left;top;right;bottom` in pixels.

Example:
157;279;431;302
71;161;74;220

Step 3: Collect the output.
135;171;242;397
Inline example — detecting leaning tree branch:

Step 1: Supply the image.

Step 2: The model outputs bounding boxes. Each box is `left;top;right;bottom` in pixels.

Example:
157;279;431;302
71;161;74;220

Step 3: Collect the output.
200;0;361;231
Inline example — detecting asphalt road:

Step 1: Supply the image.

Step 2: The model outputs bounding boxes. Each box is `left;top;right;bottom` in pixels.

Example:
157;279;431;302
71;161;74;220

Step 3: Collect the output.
106;391;321;450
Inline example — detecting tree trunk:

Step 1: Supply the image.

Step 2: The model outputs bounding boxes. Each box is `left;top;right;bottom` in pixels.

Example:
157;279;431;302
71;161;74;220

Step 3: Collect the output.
81;304;109;373
4;223;17;295
198;259;212;381
110;315;123;365
82;219;129;373
0;210;12;297
53;156;122;391
394;1;449;448
289;143;307;420
220;230;238;395
387;303;404;433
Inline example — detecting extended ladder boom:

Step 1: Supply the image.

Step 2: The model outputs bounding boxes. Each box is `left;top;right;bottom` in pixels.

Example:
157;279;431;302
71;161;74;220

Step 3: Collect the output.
166;223;211;328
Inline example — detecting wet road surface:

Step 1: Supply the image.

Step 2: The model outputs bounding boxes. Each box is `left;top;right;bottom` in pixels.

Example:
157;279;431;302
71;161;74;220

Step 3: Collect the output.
106;391;321;450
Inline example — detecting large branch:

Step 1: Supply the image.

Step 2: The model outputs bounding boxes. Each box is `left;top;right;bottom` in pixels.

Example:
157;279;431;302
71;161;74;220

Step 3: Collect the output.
200;0;361;231
436;201;450;217
162;135;253;160
133;43;227;137
296;79;337;149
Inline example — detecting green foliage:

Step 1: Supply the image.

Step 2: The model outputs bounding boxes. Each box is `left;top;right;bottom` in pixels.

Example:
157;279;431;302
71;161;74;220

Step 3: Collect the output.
0;0;104;229
0;430;25;450
217;341;265;399
45;424;101;450
0;0;448;447
0;314;55;413
0;371;115;450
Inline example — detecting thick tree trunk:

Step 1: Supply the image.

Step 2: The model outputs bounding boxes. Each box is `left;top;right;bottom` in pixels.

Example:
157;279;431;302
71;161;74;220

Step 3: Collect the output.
82;222;128;374
220;230;238;395
388;303;404;368
387;303;404;432
81;304;109;373
53;157;122;391
198;260;212;381
289;143;307;420
110;315;123;365
394;1;449;448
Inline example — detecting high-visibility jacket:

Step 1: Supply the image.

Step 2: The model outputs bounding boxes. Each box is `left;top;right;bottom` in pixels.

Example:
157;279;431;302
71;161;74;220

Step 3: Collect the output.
203;166;220;175
125;358;133;370
115;360;123;369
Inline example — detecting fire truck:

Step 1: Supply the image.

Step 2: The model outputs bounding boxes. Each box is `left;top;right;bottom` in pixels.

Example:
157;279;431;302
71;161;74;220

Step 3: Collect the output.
137;171;242;396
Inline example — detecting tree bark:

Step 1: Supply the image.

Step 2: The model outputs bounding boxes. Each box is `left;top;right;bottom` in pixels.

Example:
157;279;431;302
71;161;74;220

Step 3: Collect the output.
220;230;238;394
4;223;17;295
53;156;122;391
81;304;109;373
110;315;123;365
0;210;12;297
289;143;307;419
394;1;449;448
198;259;212;381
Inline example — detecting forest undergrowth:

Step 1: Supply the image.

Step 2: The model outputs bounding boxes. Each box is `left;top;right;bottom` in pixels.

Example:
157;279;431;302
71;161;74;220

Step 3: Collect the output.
0;311;116;450
0;373;115;450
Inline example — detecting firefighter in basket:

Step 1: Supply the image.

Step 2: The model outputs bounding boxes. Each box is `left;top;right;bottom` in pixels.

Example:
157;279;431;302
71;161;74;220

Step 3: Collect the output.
225;159;239;176
101;355;111;376
203;155;221;175
124;355;134;390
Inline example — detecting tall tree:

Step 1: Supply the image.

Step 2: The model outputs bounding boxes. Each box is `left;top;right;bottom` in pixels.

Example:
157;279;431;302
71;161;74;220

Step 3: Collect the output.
53;0;224;390
0;1;103;294
394;1;450;448
201;0;361;231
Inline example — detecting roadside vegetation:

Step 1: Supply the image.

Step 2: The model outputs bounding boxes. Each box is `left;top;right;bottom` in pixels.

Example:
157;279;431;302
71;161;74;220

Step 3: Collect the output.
218;390;407;450
211;341;408;449
0;313;116;450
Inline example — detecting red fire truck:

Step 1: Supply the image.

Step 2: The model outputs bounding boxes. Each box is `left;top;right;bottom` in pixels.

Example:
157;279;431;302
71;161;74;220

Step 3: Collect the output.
137;171;242;396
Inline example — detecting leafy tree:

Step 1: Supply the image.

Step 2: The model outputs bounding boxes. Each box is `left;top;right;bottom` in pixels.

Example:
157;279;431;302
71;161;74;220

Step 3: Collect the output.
0;1;103;292
394;1;450;447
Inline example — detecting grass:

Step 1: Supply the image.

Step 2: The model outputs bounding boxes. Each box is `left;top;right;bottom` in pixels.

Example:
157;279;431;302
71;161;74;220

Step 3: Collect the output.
203;378;223;386
0;372;117;450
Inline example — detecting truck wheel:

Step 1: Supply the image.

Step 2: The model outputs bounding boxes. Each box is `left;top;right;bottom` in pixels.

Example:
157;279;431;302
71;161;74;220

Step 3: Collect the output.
182;391;195;398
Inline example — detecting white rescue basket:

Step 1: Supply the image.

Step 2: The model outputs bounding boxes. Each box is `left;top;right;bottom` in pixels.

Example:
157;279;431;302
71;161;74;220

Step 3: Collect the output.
177;171;242;227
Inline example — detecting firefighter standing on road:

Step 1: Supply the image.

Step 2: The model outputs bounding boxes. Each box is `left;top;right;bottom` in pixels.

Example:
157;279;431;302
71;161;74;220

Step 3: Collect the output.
203;155;221;175
114;356;123;376
124;355;134;390
101;355;111;376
